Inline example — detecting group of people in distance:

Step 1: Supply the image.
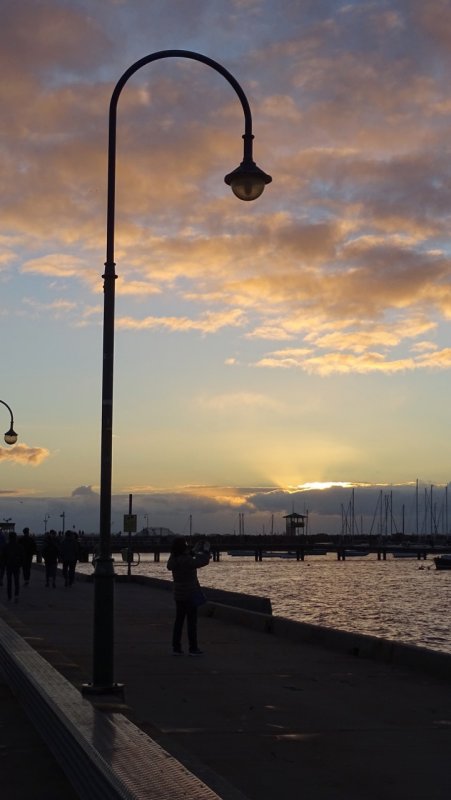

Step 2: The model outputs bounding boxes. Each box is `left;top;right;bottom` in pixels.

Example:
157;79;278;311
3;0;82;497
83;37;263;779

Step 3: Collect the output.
0;526;212;656
0;527;80;603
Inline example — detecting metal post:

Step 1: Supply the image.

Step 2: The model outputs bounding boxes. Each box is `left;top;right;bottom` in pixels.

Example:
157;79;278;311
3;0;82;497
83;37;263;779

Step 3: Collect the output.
127;493;132;580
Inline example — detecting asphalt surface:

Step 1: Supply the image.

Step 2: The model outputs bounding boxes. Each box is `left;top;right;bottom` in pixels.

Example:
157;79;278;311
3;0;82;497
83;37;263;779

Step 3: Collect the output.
0;565;451;800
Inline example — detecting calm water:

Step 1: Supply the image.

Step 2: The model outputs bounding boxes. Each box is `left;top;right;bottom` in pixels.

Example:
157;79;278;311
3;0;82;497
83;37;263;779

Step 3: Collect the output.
82;552;451;655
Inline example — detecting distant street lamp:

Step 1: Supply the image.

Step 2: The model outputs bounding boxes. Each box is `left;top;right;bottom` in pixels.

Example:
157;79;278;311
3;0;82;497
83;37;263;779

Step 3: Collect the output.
0;399;18;445
89;50;272;694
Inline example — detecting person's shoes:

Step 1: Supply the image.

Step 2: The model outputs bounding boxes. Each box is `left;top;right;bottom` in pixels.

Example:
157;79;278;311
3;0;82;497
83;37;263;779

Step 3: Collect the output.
24;581;29;587
14;597;19;603
52;583;56;588
172;648;184;656
188;649;204;656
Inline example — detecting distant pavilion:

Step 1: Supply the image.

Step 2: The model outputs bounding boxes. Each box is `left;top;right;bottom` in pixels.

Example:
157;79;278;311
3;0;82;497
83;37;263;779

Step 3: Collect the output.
283;512;308;536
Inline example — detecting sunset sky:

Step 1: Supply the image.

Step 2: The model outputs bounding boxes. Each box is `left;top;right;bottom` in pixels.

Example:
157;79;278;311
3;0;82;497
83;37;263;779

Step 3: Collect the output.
2;0;451;536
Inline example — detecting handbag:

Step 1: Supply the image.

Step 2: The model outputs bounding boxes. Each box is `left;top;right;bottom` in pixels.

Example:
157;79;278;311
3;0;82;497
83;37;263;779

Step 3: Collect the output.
190;588;207;607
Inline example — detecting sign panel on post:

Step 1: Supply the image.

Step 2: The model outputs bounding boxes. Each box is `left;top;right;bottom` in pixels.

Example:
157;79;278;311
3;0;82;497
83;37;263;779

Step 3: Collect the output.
123;514;137;533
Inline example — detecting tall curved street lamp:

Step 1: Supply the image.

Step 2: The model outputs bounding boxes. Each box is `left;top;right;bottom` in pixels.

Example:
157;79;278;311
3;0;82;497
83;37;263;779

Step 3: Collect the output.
89;50;272;693
0;399;18;445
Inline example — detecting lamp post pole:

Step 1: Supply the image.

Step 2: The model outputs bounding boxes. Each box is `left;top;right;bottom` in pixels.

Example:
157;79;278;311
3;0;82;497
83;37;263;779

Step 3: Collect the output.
88;50;271;693
0;400;18;445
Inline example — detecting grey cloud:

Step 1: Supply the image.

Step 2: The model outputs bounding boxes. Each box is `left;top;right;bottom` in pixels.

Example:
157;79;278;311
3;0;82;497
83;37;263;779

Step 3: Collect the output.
71;485;98;497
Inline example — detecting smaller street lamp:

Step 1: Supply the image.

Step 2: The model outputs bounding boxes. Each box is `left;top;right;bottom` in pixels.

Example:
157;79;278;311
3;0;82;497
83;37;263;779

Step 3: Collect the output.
0;399;18;445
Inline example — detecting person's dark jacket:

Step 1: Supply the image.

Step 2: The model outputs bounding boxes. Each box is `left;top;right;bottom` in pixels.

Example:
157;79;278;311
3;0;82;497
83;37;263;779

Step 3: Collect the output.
20;534;37;561
59;536;79;563
1;538;24;570
167;550;209;602
41;538;60;566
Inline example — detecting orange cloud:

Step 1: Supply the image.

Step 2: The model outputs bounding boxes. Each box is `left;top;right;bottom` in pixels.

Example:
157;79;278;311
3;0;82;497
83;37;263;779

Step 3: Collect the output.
116;308;246;333
0;444;50;466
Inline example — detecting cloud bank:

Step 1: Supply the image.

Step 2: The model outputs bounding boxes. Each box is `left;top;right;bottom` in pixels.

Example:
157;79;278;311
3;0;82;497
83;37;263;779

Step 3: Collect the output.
2;0;451;376
0;480;443;539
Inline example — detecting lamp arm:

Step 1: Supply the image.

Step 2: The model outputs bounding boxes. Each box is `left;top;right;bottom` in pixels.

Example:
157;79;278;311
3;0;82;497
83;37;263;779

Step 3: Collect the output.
0;399;14;428
105;49;254;270
111;49;252;131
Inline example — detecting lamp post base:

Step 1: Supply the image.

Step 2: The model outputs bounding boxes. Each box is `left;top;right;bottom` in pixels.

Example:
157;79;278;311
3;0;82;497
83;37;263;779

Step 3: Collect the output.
81;682;125;698
91;555;120;691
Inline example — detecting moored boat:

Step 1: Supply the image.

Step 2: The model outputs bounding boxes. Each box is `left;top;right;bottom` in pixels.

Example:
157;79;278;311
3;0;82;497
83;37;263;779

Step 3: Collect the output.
434;555;451;570
393;551;419;559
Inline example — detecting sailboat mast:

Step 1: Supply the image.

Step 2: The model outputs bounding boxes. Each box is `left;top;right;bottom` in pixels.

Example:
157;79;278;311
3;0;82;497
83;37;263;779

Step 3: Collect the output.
446;484;449;536
379;489;383;536
416;478;419;537
430;485;433;536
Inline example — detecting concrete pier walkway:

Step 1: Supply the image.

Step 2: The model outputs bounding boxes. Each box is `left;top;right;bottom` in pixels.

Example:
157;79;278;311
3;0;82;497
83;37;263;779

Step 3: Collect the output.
0;566;450;800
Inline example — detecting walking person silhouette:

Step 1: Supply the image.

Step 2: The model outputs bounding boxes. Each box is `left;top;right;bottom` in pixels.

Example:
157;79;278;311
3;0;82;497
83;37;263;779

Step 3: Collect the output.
0;531;24;603
20;527;37;586
42;530;60;588
59;531;79;587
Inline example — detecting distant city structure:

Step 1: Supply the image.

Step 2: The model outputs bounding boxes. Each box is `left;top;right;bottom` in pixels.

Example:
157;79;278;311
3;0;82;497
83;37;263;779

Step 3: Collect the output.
141;526;174;539
0;520;15;535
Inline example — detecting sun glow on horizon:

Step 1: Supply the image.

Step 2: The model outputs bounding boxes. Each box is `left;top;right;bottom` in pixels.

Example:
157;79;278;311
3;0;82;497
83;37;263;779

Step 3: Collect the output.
294;481;354;492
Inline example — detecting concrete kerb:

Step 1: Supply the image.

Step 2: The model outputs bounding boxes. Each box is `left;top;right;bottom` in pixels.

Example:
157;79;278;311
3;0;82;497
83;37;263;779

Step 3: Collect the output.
201;601;451;682
0;615;232;800
115;572;273;614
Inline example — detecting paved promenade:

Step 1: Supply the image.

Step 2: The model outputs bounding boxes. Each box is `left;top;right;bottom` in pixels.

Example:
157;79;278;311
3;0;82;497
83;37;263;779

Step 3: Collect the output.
1;565;451;800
